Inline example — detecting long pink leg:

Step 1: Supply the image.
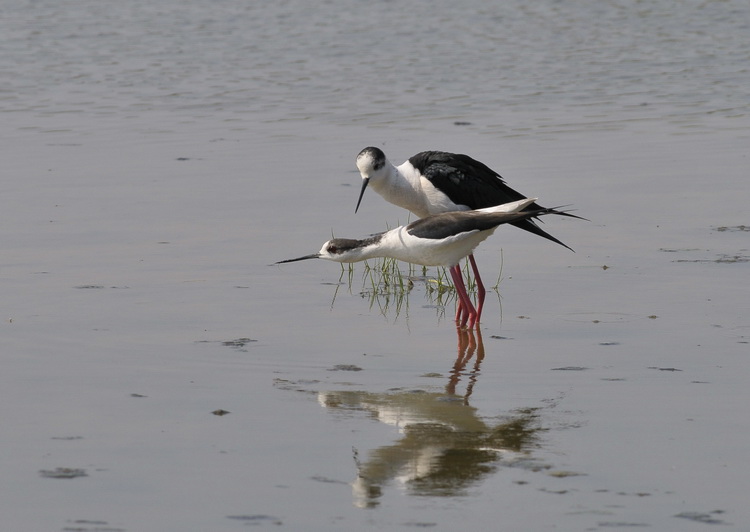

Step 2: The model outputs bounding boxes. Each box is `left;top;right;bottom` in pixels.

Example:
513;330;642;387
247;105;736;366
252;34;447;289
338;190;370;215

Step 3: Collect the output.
451;265;467;324
451;265;473;325
450;266;477;329
468;254;486;325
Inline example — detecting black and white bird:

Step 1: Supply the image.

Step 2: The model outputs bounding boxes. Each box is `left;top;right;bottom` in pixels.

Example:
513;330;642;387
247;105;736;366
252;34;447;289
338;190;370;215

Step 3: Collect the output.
276;199;558;329
354;146;582;325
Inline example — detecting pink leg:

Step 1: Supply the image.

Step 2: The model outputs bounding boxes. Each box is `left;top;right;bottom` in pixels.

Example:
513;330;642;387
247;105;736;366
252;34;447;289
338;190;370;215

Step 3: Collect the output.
451;265;473;325
468;254;485;325
450;266;477;329
450;265;467;324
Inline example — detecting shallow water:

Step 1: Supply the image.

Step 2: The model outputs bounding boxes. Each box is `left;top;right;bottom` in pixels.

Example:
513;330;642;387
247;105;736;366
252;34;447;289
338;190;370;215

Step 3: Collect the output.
3;0;750;530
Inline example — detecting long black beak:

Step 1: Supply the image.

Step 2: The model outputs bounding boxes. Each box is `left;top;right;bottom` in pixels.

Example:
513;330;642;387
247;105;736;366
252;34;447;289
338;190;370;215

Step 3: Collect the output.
354;177;370;213
274;253;321;264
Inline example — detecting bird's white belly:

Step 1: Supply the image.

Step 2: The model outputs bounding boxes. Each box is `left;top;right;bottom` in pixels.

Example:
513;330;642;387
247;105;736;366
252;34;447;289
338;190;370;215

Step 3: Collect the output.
384;228;492;267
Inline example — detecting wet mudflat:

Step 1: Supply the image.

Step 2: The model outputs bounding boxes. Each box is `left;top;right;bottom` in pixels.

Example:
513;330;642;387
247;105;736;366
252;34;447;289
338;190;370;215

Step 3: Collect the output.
3;0;750;530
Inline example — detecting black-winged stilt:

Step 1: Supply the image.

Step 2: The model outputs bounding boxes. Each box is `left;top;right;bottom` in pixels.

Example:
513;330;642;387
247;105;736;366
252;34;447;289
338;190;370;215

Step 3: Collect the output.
276;198;559;329
354;146;582;325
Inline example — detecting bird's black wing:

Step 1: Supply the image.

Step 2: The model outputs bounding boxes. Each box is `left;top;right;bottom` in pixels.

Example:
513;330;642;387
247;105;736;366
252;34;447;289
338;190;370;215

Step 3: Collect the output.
409;151;527;209
406;210;548;241
409;151;583;251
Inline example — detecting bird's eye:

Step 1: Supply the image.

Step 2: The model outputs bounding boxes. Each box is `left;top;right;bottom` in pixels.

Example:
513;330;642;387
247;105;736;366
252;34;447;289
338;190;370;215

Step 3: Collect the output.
327;245;337;253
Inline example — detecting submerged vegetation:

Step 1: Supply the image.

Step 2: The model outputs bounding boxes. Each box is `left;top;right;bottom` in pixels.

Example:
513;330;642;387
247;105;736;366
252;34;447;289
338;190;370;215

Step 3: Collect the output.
330;254;505;324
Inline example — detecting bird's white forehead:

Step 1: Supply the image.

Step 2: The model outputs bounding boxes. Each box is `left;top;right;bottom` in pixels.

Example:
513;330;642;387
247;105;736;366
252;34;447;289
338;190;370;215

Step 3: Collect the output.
356;147;385;175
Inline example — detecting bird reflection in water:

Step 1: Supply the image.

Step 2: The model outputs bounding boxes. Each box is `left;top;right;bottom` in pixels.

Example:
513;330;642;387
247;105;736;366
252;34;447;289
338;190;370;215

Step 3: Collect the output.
317;328;546;509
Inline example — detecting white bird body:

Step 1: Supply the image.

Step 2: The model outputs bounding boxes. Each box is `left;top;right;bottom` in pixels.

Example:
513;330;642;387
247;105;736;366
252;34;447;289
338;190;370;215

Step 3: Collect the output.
375;225;489;267
365;159;463;218
315;220;490;267
355;146;580;249
315;198;537;267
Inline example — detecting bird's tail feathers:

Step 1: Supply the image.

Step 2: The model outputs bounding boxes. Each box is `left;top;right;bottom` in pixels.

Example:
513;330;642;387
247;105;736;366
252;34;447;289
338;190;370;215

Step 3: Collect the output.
477;198;538;214
513;214;575;252
498;206;577;252
527;203;588;222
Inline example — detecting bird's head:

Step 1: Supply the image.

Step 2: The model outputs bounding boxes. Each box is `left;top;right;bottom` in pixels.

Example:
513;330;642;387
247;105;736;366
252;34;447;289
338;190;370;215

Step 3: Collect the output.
355;146;387;213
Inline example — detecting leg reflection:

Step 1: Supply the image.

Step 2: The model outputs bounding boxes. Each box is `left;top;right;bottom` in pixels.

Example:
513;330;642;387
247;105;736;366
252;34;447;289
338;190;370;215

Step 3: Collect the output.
447;326;485;404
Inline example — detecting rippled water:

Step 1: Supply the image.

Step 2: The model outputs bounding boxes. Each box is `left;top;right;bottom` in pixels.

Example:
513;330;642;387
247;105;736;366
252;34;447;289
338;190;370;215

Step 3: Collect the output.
3;0;749;530
3;0;748;134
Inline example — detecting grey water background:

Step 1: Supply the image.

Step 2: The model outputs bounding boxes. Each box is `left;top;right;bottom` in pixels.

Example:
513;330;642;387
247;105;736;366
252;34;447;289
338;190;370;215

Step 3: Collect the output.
2;0;749;530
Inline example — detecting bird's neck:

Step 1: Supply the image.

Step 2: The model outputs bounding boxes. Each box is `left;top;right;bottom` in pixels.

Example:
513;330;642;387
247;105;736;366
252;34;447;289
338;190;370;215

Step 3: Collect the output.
340;235;387;263
369;161;430;218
